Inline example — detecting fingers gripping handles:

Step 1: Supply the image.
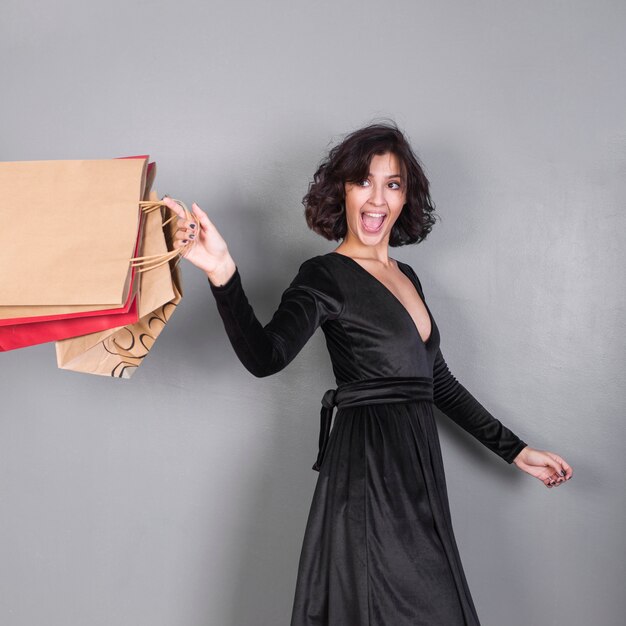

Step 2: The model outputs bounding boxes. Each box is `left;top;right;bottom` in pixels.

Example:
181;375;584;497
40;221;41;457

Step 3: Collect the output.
129;199;195;273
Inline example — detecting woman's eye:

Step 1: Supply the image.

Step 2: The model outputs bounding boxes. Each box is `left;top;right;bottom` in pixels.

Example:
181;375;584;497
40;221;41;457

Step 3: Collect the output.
358;180;370;187
388;181;401;189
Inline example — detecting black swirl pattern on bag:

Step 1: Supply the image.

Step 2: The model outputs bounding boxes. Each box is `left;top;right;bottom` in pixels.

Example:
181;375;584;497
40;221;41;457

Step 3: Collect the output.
102;301;179;377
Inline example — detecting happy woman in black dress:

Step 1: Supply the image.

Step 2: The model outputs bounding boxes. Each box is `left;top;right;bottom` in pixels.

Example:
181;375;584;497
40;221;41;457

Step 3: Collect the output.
163;122;573;625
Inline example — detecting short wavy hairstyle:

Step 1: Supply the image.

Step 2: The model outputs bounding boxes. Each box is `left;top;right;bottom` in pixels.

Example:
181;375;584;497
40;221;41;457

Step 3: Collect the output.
303;121;438;246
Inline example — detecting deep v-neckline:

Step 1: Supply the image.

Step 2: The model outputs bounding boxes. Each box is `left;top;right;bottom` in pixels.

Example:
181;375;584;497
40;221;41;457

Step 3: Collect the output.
327;251;435;347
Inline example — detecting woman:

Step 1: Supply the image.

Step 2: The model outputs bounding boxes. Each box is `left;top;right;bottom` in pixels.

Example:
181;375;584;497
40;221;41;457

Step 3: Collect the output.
163;122;572;625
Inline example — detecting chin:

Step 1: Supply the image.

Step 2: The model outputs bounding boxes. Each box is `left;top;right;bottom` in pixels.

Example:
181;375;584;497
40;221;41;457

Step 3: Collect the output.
356;230;389;245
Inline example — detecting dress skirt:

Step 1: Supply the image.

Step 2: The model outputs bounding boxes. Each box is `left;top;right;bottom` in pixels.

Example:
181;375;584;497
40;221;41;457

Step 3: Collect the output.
289;399;481;626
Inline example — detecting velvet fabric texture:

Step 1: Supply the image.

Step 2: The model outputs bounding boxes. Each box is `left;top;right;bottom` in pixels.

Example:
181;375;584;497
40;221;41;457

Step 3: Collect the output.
209;252;527;626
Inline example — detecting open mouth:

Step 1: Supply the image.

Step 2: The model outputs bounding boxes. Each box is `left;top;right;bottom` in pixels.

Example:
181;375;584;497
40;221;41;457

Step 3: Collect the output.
360;211;387;233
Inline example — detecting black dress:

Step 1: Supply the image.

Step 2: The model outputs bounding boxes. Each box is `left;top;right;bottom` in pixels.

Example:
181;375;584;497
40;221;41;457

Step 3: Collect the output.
209;252;527;626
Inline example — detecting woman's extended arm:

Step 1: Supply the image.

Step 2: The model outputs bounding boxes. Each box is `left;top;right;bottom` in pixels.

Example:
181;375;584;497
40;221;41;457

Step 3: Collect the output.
160;197;342;378
432;352;573;487
432;347;528;464
404;263;572;486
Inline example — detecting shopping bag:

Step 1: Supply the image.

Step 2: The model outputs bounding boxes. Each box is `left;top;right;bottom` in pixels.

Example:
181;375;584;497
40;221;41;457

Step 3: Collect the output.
55;191;188;378
0;158;156;351
0;156;148;306
0;156;155;324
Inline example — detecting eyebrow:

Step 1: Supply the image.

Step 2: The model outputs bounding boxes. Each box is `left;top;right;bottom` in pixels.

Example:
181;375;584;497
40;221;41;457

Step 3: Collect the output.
367;173;403;179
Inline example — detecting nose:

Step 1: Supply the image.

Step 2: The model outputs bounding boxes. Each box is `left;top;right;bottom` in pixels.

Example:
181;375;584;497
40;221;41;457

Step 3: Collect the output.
368;183;386;207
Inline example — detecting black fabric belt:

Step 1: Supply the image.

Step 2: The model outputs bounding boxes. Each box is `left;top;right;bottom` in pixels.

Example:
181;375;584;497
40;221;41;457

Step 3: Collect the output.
312;376;435;471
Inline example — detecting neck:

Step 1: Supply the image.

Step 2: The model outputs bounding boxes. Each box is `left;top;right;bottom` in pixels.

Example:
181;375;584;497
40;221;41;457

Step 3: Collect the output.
333;237;392;265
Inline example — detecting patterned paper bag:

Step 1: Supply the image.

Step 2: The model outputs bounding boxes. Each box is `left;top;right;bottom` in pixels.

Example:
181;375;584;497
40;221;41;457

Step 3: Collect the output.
55;191;188;378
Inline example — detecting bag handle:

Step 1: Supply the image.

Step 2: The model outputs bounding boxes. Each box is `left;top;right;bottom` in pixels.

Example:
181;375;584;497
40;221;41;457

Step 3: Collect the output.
129;198;194;273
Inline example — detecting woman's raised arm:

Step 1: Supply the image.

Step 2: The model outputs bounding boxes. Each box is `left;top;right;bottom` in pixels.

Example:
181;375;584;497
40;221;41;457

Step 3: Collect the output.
164;198;343;377
208;259;342;377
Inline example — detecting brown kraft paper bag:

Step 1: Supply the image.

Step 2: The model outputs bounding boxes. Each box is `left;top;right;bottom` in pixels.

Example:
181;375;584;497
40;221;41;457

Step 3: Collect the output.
0;157;148;306
0;158;157;319
54;191;189;378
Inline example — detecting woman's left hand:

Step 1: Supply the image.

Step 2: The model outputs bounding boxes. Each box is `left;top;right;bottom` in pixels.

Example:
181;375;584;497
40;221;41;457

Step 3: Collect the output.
512;446;573;488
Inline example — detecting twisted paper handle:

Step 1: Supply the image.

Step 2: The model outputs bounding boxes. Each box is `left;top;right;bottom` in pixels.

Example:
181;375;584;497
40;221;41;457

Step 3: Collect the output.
129;198;194;273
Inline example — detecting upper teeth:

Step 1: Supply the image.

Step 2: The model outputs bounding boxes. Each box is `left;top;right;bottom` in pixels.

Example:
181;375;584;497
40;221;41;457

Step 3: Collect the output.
363;212;385;217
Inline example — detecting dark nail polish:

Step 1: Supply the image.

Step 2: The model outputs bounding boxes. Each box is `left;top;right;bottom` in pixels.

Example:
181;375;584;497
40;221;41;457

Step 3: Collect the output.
189;233;195;239
190;223;196;229
560;470;565;476
183;239;188;243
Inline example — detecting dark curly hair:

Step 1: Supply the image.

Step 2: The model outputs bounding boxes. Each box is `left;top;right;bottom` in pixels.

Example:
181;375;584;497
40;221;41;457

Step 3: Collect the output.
303;121;438;246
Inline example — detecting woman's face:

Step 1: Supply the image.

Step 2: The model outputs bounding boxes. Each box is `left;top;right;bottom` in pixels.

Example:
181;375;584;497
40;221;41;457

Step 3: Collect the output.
343;152;407;249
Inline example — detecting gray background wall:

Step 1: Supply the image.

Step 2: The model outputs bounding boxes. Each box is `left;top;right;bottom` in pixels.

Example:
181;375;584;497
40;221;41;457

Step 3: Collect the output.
1;1;624;625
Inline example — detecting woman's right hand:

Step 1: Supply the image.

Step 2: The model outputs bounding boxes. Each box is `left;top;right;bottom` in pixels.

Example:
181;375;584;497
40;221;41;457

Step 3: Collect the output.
162;196;237;286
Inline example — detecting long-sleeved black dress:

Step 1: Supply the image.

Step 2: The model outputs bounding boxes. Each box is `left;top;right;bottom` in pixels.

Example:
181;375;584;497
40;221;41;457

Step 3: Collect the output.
208;251;527;626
